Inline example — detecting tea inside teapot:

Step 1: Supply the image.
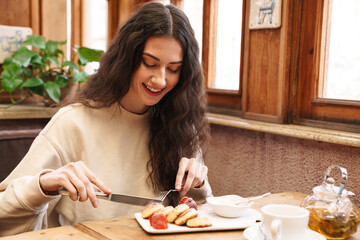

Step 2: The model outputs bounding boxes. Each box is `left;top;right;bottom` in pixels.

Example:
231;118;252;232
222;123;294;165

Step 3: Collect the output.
307;207;360;239
301;165;360;239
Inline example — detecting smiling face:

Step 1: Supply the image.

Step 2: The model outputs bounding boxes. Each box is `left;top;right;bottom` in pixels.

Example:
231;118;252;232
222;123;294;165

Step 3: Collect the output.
120;36;183;114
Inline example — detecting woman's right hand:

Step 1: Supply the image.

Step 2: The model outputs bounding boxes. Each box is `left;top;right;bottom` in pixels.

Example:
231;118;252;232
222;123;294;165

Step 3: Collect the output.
39;161;111;208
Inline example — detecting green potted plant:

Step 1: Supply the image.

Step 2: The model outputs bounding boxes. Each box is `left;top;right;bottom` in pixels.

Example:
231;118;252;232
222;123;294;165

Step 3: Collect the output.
0;35;104;106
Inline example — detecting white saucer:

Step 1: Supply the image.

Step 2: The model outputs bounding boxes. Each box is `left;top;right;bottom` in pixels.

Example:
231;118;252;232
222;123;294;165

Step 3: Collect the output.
243;223;326;240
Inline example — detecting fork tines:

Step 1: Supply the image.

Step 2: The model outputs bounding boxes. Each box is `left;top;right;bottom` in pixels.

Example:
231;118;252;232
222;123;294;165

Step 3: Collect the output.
155;189;177;202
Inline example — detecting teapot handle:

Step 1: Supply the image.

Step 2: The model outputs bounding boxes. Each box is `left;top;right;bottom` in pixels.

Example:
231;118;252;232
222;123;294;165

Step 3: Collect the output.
322;165;347;196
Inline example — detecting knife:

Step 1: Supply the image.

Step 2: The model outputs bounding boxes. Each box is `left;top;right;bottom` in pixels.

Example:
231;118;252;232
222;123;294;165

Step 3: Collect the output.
59;187;162;206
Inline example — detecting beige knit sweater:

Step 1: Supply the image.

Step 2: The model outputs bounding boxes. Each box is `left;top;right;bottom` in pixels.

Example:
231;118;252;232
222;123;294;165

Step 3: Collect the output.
0;103;212;236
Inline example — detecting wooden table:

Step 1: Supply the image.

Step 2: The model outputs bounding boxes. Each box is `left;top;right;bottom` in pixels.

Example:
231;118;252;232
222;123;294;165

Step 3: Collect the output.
1;192;359;240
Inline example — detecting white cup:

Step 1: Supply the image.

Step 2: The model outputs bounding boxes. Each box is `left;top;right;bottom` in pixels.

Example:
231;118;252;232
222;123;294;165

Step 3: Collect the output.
261;204;309;240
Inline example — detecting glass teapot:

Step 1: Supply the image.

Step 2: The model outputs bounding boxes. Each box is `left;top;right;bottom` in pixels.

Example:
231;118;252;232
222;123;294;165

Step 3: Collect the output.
301;165;360;239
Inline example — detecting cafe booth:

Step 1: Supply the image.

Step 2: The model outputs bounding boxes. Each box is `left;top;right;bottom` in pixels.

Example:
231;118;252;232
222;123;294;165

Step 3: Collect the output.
0;0;359;239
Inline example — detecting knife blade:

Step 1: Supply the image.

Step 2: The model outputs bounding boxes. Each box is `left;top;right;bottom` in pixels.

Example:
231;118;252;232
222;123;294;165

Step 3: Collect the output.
59;187;162;206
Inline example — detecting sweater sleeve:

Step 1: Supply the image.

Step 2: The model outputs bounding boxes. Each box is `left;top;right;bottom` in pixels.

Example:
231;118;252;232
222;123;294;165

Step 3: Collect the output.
0;134;63;237
186;178;213;204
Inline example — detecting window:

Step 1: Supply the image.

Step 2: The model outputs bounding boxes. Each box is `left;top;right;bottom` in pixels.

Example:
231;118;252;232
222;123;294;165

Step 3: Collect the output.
321;0;360;101
184;0;242;90
295;0;360;131
82;0;108;74
184;0;244;112
183;0;203;61
214;0;242;90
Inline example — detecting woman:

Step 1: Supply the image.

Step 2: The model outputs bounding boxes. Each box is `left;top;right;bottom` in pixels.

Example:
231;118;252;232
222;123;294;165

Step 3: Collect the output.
0;2;212;236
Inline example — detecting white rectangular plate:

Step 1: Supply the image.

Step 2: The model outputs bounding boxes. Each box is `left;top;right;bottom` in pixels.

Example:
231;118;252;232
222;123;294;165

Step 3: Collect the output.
135;204;261;234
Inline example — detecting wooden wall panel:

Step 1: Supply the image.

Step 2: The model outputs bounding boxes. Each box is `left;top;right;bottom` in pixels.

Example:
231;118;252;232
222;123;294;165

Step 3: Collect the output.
30;0;41;35
108;0;143;43
0;0;77;65
171;0;184;9
0;0;40;35
296;0;321;120
0;0;32;27
283;0;302;123
72;0;83;47
246;29;280;116
107;0;184;45
242;0;297;123
0;0;75;48
40;0;68;60
202;0;218;89
41;0;67;42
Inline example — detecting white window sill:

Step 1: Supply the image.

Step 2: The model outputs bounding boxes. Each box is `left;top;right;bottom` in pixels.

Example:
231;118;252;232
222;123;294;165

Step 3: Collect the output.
207;112;360;148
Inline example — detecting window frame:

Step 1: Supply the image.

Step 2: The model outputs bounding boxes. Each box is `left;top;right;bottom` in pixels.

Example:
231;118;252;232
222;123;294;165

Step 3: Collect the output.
202;0;244;113
294;0;360;132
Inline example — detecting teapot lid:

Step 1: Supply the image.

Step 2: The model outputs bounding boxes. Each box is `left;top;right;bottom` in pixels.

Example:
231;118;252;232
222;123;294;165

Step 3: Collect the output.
313;165;355;198
313;178;355;198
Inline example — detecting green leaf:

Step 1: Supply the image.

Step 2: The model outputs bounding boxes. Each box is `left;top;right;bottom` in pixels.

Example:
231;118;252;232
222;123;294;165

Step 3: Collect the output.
76;46;104;65
22;68;32;77
22;77;44;87
3;57;14;65
1;77;23;92
46;40;66;55
29;85;44;96
1;79;14;92
1;63;21;80
46;56;59;66
23;35;46;49
54;48;64;57
55;75;68;87
0;69;11;80
73;69;89;82
30;55;43;67
12;47;39;67
44;82;61;103
61;61;78;69
2;61;20;70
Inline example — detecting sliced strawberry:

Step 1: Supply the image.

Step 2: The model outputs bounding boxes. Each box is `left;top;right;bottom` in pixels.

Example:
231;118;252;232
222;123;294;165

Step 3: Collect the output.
149;213;155;226
151;213;168;229
183;197;197;210
178;197;188;205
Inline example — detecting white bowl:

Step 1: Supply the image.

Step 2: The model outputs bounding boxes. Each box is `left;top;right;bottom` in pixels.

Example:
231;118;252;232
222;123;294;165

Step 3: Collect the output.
206;195;254;218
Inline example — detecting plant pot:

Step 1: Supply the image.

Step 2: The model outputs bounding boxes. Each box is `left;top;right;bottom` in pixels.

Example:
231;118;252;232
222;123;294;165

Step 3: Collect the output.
0;89;43;105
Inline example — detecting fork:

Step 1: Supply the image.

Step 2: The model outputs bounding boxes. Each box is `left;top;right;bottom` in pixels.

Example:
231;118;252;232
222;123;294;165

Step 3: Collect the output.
155;189;177;202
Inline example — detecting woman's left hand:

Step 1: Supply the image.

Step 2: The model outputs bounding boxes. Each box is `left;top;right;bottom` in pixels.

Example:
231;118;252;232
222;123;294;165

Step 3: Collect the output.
175;157;208;196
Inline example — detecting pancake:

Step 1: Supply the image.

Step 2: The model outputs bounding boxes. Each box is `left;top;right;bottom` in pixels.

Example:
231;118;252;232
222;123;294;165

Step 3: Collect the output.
141;204;164;219
186;217;212;228
174;208;198;225
166;204;189;223
156;206;174;217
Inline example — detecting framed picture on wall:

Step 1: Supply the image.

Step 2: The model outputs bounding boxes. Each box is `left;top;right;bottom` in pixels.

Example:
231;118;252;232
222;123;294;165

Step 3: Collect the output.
0;25;32;63
249;0;282;29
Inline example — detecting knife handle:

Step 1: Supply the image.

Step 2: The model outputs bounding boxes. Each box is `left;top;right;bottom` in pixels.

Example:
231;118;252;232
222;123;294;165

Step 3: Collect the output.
59;187;111;200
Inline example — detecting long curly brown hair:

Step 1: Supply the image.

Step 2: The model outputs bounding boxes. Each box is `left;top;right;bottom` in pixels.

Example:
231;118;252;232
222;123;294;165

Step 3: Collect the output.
78;2;209;203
